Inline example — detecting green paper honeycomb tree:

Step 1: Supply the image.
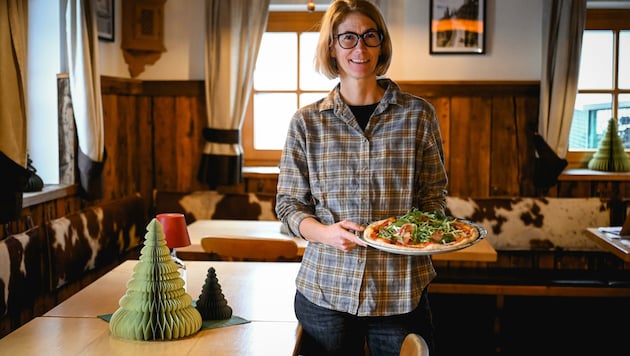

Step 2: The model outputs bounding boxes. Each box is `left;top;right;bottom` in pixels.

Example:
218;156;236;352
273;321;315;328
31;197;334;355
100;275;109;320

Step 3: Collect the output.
587;118;630;172
109;218;202;340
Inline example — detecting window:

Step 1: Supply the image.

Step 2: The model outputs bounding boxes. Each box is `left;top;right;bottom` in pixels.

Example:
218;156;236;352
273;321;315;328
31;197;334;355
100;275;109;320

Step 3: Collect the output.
27;0;62;184
567;9;630;164
243;11;337;166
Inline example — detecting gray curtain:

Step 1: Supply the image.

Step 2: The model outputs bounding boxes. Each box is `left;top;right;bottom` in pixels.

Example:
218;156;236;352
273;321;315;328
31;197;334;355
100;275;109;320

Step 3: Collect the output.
538;0;586;158
535;0;586;190
198;0;270;189
65;0;106;199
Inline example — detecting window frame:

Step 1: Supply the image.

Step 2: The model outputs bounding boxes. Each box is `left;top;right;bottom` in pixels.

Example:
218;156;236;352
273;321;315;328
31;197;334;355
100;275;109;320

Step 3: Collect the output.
566;8;630;168
243;11;324;167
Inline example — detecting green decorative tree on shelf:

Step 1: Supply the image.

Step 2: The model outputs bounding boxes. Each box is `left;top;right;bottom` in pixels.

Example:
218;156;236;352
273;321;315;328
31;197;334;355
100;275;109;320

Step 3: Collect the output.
587;118;630;172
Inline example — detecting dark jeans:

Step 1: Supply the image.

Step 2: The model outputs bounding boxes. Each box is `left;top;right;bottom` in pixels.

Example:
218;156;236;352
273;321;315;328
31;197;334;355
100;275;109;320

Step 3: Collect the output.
294;289;435;356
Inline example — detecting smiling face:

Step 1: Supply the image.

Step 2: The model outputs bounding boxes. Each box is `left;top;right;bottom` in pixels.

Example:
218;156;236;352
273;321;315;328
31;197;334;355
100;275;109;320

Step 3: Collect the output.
332;12;381;83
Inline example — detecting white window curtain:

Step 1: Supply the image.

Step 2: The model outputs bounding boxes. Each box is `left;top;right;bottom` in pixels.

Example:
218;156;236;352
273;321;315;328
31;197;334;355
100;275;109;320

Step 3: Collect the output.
65;0;106;199
198;0;270;189
0;0;30;222
535;0;586;190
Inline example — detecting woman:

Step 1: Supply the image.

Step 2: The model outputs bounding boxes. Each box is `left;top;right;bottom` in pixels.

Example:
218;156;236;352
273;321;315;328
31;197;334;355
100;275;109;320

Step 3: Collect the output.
275;0;448;354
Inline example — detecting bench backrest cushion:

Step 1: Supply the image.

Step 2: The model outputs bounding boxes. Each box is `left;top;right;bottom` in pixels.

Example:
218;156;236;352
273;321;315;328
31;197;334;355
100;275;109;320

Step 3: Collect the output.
154;190;277;222
46;194;145;290
0;226;44;318
446;197;609;251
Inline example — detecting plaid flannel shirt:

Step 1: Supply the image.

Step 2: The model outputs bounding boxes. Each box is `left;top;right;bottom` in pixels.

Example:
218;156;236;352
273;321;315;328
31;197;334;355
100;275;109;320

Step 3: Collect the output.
276;78;447;316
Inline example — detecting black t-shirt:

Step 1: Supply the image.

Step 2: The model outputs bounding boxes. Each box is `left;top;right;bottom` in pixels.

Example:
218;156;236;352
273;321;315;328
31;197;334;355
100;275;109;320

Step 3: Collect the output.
349;103;378;131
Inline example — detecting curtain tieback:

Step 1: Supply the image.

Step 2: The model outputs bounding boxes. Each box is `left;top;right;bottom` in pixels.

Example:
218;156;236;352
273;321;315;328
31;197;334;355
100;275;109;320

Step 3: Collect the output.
202;128;240;144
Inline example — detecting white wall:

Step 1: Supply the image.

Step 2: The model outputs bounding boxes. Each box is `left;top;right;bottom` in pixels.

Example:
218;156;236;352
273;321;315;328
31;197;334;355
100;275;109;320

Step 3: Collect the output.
99;0;543;81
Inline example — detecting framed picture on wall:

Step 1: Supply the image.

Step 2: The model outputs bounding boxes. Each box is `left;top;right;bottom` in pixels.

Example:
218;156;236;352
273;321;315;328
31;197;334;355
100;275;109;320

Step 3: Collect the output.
429;0;485;54
96;0;114;41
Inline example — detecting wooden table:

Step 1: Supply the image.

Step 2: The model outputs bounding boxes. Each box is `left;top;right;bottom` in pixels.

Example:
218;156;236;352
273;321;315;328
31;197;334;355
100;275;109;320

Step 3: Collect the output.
431;238;496;262
182;219;307;257
0;261;302;355
44;260;300;322
0;317;299;355
584;227;630;262
183;219;498;262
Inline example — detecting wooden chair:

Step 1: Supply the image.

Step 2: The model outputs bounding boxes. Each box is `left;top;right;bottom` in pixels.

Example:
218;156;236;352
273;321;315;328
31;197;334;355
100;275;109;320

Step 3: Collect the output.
201;236;299;261
399;333;429;356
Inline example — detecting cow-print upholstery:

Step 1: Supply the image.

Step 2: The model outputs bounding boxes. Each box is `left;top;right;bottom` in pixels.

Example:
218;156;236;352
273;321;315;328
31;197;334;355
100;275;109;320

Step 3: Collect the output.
153;190;277;222
445;197;609;251
0;226;44;321
46;194;145;290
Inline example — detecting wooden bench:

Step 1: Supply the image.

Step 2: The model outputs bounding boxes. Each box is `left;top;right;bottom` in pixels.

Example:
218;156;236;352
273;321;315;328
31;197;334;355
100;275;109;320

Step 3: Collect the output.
435;197;630;297
45;193;146;302
1;193;148;338
152;189;277;222
431;264;630;297
0;225;46;337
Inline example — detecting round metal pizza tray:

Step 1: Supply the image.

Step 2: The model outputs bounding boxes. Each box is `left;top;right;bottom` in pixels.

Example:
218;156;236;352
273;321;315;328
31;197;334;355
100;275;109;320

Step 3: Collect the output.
360;218;487;256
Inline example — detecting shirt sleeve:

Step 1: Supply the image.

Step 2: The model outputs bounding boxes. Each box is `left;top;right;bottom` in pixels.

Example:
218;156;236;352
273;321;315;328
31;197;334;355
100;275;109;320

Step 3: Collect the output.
275;109;317;238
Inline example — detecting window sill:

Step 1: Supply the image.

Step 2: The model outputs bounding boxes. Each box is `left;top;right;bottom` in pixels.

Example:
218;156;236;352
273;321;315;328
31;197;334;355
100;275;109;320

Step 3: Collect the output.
243;166;279;178
22;184;78;207
558;168;630;182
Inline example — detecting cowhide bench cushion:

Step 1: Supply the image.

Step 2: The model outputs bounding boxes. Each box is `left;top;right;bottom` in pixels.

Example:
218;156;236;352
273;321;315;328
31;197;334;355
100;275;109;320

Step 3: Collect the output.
153;190;277;222
46;194;145;292
0;226;44;322
445;197;609;251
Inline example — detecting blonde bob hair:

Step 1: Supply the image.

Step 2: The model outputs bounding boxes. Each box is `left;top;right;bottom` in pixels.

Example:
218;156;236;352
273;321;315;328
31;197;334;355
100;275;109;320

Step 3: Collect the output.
314;0;392;79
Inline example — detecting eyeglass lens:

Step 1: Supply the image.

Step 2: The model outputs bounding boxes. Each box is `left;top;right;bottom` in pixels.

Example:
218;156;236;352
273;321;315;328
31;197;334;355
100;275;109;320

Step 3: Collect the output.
337;31;382;49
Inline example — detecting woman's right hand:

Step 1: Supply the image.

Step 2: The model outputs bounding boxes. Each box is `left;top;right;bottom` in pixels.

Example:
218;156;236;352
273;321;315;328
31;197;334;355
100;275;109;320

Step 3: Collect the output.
299;217;367;251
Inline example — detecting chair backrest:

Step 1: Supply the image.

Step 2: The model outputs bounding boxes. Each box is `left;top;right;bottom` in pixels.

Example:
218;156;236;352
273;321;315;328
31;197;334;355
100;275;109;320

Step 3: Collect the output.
400;333;429;356
201;237;299;261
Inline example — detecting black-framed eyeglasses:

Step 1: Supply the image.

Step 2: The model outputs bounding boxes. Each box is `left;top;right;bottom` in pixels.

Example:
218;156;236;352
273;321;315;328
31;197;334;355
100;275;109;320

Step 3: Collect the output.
334;30;383;49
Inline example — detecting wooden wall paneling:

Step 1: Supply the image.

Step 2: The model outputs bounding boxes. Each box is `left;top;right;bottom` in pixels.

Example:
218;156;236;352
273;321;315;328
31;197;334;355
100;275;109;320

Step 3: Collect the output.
490;96;520;196
102;94;142;201
620;182;630;201
448;97;471;197
102;94;122;200
136;95;155;214
430;97;451;178
472;97;493;197
555;180;593;197
515;96;539;196
102;94;116;200
173;95;205;192
116;94;139;198
448;97;492;197
153;96;177;191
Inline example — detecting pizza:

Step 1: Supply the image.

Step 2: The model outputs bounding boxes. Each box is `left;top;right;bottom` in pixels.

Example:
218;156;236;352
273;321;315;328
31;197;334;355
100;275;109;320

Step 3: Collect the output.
362;208;481;253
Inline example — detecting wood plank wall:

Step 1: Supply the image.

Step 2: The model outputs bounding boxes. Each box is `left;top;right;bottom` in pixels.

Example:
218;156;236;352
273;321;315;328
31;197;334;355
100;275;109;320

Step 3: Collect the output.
68;77;630;204
399;82;540;197
7;77;629;239
126;78;546;199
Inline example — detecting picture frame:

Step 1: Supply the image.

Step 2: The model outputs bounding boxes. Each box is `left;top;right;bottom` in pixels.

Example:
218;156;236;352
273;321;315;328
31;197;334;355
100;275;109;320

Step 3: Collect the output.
429;0;485;54
96;0;114;41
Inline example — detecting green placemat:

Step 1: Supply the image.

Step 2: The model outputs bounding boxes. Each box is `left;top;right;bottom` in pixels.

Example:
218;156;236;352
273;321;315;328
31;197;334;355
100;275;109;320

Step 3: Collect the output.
98;313;250;330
